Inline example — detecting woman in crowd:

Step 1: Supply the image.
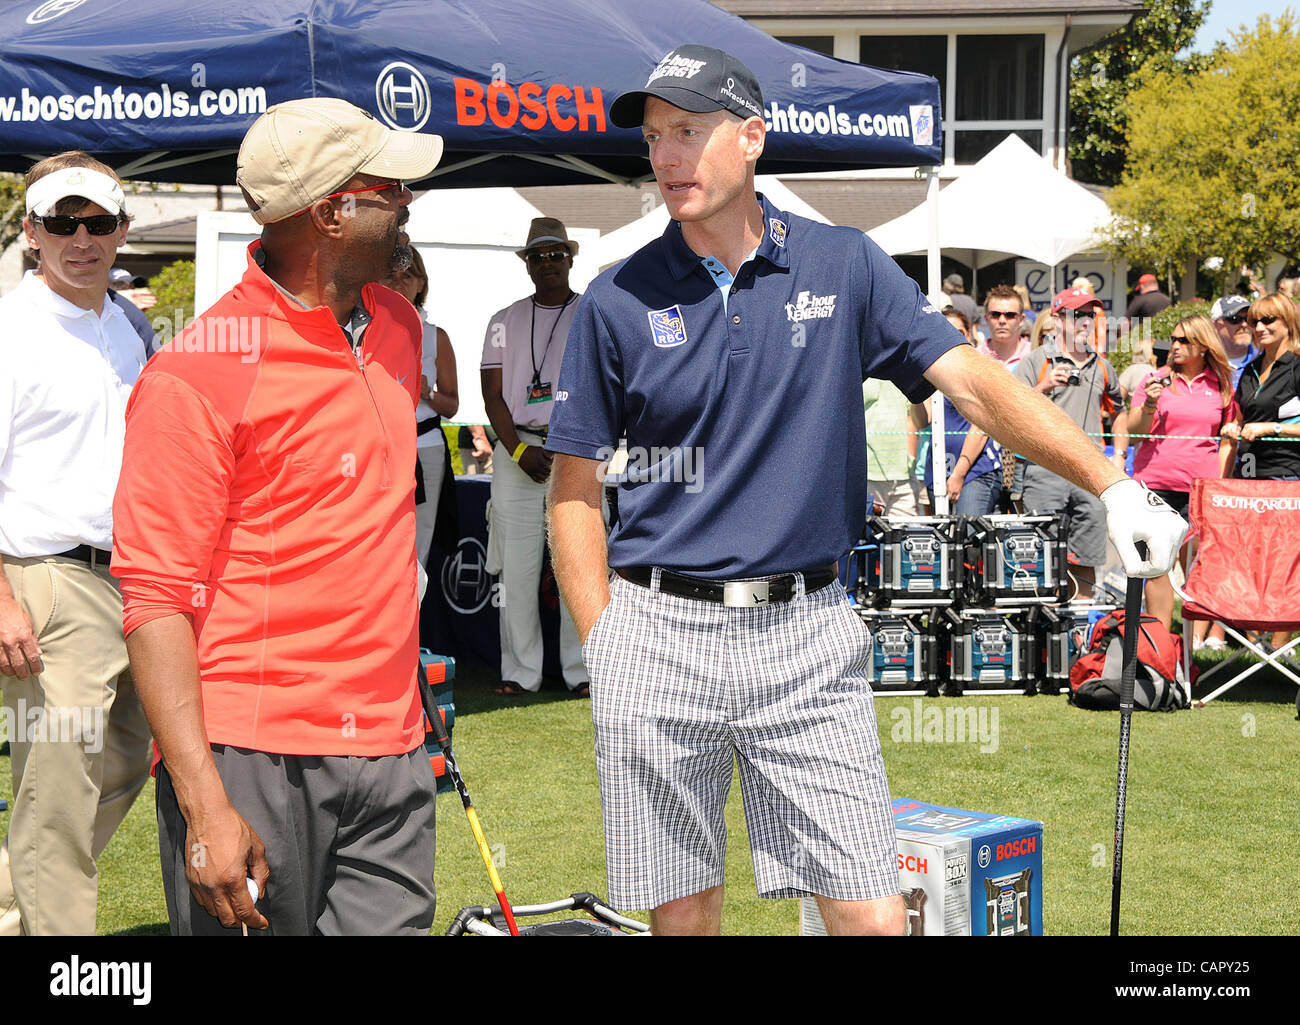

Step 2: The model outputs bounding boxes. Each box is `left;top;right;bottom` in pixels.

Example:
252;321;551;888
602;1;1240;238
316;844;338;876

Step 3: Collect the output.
1127;315;1237;634
1221;293;1300;650
914;309;1003;515
1030;307;1059;348
388;249;459;578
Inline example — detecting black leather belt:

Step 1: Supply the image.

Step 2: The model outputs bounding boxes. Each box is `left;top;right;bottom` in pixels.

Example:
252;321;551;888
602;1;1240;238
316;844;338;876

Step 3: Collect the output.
416;416;442;437
616;565;837;607
53;545;113;568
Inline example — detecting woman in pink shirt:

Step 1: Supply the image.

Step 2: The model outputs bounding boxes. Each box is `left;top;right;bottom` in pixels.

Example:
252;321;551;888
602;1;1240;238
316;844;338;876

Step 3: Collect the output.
1126;315;1238;633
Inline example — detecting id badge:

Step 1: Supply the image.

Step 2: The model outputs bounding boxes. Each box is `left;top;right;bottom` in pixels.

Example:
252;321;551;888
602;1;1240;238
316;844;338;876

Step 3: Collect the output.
527;380;554;404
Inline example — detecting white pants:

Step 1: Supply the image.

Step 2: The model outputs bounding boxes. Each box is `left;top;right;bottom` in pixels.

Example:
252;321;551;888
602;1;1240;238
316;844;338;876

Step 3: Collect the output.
415;440;446;573
488;436;585;691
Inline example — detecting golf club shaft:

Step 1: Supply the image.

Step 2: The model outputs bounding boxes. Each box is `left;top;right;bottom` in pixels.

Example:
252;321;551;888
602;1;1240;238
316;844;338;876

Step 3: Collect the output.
418;670;521;936
1111;544;1146;937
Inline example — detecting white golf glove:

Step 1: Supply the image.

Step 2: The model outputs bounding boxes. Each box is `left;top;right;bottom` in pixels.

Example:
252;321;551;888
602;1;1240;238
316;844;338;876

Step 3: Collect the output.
1099;478;1189;578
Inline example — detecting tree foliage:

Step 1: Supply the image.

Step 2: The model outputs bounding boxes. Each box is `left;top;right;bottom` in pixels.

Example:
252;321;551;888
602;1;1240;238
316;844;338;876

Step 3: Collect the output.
149;259;196;336
1106;16;1300;276
1068;0;1213;186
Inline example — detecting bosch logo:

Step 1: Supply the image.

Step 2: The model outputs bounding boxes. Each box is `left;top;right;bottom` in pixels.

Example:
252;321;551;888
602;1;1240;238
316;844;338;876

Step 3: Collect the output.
996;836;1037;861
27;0;88;23
440;536;494;614
978;844;992;868
898;854;928;874
376;61;431;131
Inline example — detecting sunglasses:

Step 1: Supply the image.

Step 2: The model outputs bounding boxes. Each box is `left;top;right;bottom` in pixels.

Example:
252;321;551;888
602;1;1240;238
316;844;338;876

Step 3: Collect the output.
33;213;123;236
1169;335;1195;345
294;180;404;216
986;311;1020;320
525;249;570;265
1224;314;1249;325
1249;315;1280;326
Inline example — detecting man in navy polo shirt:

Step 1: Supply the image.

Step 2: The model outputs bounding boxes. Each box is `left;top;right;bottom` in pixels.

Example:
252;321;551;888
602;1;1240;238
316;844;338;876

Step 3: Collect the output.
546;44;1187;936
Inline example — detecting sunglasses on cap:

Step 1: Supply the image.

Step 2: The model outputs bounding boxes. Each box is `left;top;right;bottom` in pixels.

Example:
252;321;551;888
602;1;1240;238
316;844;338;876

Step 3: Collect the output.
32;213;123;236
1249;315;1280;326
525;249;570;265
293;180;405;216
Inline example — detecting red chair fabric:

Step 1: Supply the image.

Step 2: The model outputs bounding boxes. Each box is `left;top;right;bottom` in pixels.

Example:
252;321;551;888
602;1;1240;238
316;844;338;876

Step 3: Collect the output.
1181;478;1300;632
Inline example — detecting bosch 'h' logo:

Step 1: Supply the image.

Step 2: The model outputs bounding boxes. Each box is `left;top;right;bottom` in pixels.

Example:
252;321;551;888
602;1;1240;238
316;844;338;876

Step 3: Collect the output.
376;61;431;131
441;537;493;615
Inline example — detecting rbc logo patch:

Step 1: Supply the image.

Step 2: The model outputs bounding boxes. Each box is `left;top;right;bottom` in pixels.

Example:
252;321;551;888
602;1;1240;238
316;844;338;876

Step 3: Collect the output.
769;217;787;248
648;305;688;348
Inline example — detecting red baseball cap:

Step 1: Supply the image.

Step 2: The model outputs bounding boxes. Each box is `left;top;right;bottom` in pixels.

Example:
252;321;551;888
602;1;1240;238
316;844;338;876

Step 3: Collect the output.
1138;273;1158;287
1051;287;1103;315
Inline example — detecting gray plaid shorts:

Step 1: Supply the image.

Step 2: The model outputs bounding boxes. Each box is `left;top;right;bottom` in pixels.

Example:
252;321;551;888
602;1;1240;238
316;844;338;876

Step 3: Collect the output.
583;572;899;911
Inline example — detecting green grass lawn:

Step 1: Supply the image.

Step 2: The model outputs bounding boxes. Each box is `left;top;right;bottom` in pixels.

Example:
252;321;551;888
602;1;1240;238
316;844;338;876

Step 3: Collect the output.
1;649;1295;936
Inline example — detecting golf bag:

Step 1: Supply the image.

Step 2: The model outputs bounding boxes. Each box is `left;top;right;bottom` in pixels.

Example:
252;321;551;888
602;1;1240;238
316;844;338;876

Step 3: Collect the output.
1068;611;1191;711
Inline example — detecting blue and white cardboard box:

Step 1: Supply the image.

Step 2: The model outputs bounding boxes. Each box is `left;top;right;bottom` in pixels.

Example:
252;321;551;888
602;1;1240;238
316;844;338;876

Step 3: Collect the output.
800;798;1044;936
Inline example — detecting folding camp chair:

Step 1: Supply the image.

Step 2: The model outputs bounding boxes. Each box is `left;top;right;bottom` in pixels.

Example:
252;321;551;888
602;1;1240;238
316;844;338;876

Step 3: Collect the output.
1172;478;1300;706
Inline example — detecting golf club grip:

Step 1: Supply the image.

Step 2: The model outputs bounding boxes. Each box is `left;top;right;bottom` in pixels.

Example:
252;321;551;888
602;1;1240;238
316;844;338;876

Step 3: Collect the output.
1117;541;1148;713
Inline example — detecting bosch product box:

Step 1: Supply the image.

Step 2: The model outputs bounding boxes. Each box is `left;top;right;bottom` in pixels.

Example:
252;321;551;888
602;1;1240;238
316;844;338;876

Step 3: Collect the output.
944;608;1037;692
419;650;456;794
964;513;1070;606
870;515;964;604
856;611;939;692
799;798;1044;936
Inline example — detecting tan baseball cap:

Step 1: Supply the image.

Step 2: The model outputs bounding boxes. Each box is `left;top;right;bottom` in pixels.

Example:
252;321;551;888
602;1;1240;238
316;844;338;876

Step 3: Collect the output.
237;97;444;224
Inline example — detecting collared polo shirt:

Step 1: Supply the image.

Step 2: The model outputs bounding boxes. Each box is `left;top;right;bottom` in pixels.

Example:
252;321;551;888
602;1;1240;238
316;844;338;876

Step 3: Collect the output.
1235;350;1300;480
1014;341;1122;452
0;271;145;555
1131;367;1236;491
546;193;964;579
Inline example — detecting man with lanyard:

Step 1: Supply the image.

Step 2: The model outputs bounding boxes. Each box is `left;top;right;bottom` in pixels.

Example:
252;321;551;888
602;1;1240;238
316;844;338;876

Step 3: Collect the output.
112;98;444;934
481;218;589;697
0;153;152;935
1015;287;1128;601
545;44;1186;935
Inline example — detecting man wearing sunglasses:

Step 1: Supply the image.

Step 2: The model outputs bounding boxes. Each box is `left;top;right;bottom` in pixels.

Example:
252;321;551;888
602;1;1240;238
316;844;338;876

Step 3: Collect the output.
479;218;590;697
1210;294;1259;389
0;153;151;935
1015;287;1128;602
112;98;446;935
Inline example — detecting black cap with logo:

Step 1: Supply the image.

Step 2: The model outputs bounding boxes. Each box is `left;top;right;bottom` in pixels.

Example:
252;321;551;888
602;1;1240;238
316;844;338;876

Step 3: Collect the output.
610;44;765;129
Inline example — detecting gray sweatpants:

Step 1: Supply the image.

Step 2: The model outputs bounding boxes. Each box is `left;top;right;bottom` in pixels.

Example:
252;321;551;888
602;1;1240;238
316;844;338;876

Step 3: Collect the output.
157;744;437;936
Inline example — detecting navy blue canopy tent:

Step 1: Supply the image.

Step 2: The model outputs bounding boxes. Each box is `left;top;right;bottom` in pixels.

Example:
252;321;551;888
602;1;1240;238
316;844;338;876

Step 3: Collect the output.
0;0;941;186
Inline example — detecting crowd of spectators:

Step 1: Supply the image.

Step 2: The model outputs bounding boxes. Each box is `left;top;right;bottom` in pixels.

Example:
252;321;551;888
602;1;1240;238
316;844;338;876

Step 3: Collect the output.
870;269;1300;644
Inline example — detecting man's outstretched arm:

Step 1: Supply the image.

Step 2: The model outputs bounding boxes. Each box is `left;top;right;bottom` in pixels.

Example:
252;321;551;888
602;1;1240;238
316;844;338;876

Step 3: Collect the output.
923;344;1186;576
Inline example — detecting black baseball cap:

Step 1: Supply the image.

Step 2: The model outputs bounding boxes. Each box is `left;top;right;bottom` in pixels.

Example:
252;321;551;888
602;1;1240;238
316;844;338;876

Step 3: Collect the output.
610;44;765;129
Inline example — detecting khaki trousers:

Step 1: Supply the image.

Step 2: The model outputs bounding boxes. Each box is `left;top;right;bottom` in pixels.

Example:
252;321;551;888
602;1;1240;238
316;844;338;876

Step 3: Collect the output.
0;555;152;935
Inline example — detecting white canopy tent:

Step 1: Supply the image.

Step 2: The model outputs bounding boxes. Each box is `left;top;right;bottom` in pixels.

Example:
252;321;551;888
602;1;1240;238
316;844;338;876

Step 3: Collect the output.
867;134;1114;296
195;187;601;426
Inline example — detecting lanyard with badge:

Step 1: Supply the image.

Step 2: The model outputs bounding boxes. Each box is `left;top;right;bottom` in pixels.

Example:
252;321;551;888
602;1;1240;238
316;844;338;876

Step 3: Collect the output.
527;293;574;405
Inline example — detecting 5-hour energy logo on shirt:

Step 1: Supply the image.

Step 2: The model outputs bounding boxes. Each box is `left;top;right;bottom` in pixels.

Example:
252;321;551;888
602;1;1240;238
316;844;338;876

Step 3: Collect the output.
785;290;837;322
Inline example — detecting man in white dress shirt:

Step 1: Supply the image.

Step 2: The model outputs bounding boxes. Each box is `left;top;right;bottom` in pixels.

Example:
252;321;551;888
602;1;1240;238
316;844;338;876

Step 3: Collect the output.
0;152;152;935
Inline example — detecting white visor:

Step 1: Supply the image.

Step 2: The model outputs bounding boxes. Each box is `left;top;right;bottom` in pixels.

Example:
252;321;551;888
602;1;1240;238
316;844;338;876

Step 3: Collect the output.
26;166;126;218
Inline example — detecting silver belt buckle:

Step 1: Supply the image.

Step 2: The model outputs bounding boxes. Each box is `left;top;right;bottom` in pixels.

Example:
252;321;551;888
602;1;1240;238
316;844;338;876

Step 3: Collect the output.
723;579;770;608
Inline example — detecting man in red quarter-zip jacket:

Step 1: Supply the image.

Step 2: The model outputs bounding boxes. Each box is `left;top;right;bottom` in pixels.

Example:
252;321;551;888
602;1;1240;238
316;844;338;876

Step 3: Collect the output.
111;98;445;935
